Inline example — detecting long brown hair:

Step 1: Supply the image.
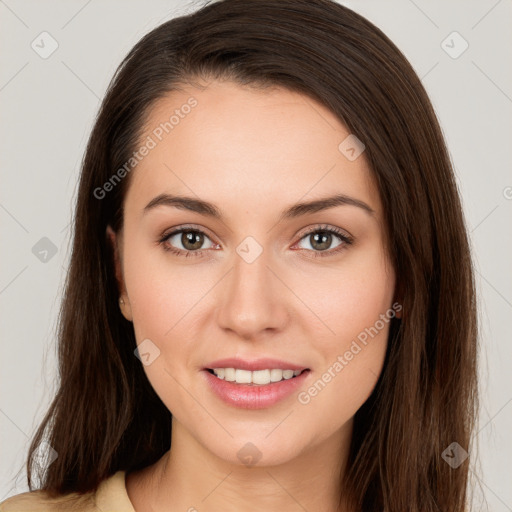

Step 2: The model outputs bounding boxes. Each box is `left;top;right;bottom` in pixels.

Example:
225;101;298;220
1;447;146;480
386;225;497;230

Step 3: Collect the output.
22;0;478;510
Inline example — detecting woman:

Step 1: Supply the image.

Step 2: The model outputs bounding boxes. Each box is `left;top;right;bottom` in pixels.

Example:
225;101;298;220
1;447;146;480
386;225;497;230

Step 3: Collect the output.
0;0;478;510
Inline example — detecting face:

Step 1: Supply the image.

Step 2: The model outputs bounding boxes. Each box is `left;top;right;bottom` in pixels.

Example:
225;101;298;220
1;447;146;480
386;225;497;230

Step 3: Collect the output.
108;79;398;467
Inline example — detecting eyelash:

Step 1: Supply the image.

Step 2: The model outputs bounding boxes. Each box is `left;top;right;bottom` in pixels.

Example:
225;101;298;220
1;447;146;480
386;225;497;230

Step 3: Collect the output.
158;224;354;259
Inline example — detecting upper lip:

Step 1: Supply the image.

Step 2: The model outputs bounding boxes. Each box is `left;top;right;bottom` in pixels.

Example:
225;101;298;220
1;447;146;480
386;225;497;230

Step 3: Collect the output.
204;357;309;372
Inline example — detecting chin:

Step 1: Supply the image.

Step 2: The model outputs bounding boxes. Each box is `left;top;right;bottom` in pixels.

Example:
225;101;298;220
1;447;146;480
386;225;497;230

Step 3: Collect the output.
200;430;310;469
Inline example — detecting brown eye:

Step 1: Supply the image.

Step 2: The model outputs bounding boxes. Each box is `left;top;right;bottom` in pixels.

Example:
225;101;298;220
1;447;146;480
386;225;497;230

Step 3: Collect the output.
180;230;205;251
160;228;215;256
295;226;352;256
306;231;338;252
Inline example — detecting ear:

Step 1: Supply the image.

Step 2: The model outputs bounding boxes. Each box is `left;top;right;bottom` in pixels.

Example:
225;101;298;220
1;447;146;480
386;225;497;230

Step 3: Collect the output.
106;225;133;322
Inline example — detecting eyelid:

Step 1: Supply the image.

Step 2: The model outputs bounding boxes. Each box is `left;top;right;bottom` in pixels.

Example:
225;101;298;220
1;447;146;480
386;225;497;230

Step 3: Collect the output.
160;223;217;242
158;223;353;257
295;224;353;243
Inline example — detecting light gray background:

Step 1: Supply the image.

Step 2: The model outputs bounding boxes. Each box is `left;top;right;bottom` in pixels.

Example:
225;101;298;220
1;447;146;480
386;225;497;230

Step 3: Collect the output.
1;0;511;509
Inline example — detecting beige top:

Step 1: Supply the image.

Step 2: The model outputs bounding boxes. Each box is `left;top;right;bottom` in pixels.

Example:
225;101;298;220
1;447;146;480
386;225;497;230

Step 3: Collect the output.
0;471;136;512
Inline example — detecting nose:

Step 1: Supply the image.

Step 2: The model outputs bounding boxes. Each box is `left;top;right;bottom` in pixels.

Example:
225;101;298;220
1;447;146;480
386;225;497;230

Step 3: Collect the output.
215;243;290;340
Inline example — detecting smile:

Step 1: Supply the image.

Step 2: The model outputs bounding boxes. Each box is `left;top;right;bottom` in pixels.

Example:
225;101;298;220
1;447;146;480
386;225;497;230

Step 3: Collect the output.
208;368;304;385
203;368;311;409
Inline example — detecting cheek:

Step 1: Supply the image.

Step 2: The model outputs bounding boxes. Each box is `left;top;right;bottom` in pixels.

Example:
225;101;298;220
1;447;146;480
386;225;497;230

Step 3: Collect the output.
121;242;206;416
295;252;394;420
299;242;396;346
122;239;207;339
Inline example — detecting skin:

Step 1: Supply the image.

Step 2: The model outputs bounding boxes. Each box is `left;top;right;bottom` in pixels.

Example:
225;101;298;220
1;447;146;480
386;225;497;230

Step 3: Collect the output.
107;79;399;512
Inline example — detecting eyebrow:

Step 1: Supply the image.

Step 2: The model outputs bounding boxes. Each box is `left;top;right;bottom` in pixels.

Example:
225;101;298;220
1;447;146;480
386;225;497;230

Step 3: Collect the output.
143;192;374;220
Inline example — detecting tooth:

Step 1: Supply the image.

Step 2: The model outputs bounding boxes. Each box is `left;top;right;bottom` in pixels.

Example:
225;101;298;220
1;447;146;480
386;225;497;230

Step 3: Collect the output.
212;368;303;384
235;369;252;384
252;369;271;385
224;368;236;381
213;368;225;379
269;369;284;382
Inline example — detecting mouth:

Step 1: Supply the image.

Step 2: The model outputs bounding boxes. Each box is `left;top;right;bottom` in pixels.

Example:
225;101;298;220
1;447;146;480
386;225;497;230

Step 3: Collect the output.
204;367;311;386
202;365;312;409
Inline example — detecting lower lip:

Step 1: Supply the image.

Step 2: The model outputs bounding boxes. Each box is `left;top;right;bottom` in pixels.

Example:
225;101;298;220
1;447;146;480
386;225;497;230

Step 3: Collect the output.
202;369;311;409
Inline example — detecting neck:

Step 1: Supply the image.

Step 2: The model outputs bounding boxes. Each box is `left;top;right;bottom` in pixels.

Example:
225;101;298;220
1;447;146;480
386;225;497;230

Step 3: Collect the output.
142;418;354;512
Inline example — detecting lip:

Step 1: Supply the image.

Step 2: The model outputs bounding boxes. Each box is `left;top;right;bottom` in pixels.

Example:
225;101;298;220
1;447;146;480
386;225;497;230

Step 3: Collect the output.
204;357;308;372
202;368;311;409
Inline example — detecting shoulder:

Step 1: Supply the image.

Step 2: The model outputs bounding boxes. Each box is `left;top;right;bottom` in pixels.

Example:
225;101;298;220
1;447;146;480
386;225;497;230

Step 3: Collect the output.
0;489;96;511
0;471;133;512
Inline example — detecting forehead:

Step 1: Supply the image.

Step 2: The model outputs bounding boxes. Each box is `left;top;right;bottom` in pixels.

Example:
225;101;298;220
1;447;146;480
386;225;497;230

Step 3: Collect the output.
124;80;381;222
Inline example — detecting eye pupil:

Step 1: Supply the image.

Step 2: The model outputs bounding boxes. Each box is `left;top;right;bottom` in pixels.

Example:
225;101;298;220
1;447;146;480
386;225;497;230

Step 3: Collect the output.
311;231;332;251
182;230;204;250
